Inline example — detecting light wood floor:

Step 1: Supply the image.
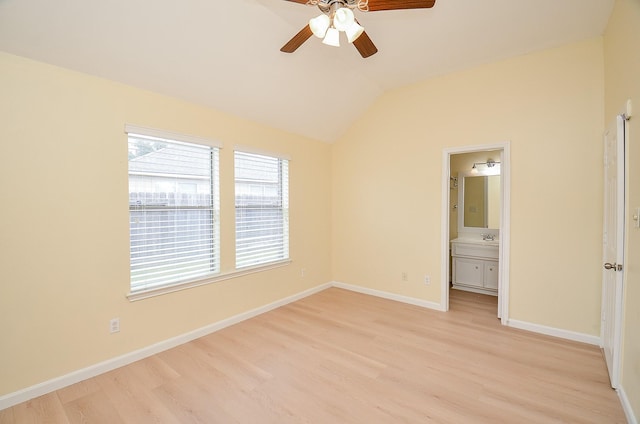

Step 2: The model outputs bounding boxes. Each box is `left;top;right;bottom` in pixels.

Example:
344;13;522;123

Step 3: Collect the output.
0;288;626;423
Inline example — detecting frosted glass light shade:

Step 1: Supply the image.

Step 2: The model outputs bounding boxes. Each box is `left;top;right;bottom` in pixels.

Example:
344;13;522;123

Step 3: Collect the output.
309;14;330;38
345;22;364;43
322;27;340;47
333;8;355;31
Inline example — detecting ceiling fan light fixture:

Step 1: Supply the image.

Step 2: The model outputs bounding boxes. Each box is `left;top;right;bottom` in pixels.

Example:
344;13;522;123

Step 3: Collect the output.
333;7;355;31
345;21;364;43
322;27;341;47
281;0;437;58
309;14;330;38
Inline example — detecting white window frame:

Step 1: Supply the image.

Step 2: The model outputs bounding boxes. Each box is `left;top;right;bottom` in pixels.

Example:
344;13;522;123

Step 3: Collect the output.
234;147;290;269
126;125;222;298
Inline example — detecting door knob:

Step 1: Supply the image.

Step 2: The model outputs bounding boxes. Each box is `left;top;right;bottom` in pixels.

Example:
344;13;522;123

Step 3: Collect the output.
604;262;623;271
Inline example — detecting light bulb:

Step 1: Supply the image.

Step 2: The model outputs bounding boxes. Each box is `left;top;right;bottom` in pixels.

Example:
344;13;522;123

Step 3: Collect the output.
322;27;340;47
309;14;330;38
333;7;355;31
345;22;364;43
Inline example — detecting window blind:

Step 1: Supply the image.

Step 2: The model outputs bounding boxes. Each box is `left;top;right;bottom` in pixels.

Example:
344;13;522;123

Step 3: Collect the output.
128;134;220;292
234;151;289;269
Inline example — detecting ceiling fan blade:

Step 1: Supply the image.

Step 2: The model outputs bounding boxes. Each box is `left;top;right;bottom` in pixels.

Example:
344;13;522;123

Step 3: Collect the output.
366;0;436;12
281;25;313;53
282;0;309;4
353;31;378;58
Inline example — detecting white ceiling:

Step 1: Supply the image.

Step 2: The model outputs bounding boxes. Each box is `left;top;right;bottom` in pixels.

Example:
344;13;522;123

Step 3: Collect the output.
0;0;614;142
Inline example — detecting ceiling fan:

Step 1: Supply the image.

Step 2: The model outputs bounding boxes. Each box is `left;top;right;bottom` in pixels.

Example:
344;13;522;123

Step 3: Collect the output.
280;0;436;58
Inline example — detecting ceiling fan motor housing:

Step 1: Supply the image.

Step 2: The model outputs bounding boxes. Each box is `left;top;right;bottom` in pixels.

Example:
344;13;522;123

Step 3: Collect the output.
316;0;362;14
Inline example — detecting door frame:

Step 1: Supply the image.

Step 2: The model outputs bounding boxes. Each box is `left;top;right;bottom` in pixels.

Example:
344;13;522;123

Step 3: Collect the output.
440;141;511;323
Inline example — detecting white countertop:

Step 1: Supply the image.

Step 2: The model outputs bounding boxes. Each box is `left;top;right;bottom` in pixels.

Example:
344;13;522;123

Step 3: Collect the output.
451;237;499;246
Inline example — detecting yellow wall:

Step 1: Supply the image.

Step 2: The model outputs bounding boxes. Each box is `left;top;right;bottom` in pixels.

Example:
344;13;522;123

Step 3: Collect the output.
332;39;605;335
604;0;640;417
0;52;332;396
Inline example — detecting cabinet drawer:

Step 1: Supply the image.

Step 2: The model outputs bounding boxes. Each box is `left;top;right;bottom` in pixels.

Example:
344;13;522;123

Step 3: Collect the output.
451;242;498;259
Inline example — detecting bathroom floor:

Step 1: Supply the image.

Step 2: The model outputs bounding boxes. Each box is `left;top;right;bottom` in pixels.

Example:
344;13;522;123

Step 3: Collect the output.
449;288;500;324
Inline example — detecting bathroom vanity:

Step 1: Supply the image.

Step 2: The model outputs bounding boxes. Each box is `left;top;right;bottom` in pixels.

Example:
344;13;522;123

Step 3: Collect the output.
450;167;501;296
451;239;498;296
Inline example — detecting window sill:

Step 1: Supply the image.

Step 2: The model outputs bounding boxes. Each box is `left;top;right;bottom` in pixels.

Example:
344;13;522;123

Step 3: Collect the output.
127;259;292;302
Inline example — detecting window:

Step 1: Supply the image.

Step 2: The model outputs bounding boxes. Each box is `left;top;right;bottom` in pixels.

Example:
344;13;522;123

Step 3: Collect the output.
127;128;220;293
235;151;289;268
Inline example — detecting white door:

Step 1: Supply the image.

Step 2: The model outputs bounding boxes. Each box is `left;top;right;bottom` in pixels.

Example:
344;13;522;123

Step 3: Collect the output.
601;114;625;389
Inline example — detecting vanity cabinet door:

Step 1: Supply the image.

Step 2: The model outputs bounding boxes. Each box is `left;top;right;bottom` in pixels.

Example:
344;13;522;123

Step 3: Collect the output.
483;261;499;290
453;257;484;288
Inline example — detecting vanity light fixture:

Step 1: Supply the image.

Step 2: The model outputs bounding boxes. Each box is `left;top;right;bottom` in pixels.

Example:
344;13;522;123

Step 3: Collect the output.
470;158;501;175
471;159;500;170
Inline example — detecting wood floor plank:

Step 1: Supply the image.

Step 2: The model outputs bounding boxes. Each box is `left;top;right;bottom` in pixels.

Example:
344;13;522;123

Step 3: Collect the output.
62;391;124;424
0;288;627;423
152;375;239;424
10;393;69;424
93;366;180;424
56;379;101;405
0;409;13;424
125;354;181;390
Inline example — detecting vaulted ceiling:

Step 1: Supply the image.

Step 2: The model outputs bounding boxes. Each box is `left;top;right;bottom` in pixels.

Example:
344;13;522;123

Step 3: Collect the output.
0;0;614;142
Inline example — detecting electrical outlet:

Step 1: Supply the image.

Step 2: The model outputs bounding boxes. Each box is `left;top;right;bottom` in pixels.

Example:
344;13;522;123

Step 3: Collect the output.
401;272;408;282
110;318;120;334
301;268;306;277
424;275;431;285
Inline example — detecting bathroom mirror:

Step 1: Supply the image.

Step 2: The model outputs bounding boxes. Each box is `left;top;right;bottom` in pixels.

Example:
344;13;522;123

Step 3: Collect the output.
458;171;501;232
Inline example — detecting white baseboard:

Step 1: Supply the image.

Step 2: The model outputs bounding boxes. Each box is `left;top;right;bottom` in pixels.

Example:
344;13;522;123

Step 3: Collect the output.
507;318;601;346
331;281;445;311
0;282;332;411
332;282;601;346
618;385;638;424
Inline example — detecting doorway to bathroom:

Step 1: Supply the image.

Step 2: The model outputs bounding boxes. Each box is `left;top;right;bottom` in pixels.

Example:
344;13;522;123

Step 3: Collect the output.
441;143;510;322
